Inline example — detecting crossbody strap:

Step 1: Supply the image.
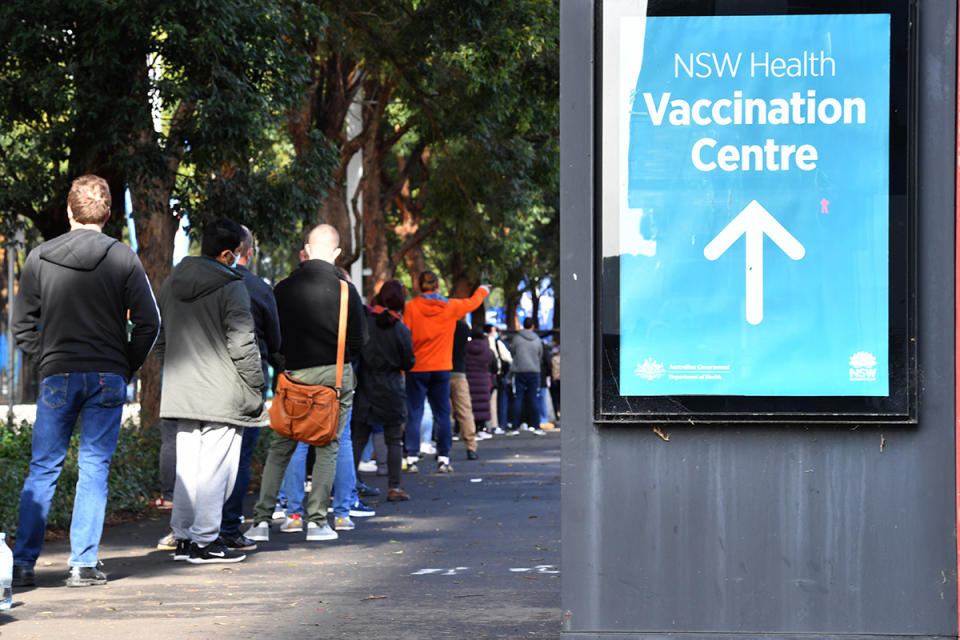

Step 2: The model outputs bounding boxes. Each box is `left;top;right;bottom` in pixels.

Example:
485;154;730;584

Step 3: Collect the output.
335;279;348;393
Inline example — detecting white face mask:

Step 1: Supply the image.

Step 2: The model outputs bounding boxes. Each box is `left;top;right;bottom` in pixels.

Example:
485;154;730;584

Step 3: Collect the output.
226;250;239;268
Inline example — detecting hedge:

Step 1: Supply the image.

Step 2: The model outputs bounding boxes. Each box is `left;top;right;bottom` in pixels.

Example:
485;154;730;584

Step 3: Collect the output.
0;419;271;538
0;419;161;536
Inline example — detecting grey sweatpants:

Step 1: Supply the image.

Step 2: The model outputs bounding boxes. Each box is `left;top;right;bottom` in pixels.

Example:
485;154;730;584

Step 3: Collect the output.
170;420;242;545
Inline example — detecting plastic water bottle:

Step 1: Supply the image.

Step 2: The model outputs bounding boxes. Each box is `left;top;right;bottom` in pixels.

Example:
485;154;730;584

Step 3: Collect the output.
0;532;12;610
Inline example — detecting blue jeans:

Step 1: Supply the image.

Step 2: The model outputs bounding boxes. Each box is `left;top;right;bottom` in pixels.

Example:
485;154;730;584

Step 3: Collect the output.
331;410;358;517
511;372;541;430
404;371;452;457
220;426;260;536
14;372;126;568
279;441;309;516
540;386;549;424
421;402;434;448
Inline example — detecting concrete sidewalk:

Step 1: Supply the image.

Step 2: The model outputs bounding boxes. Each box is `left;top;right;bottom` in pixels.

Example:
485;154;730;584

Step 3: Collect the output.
0;429;561;639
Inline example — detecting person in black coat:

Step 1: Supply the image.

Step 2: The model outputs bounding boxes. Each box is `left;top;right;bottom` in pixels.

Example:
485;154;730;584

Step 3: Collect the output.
351;281;416;501
464;325;495;430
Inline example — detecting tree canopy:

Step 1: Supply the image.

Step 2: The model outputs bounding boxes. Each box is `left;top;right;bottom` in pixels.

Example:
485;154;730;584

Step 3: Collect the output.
0;0;560;414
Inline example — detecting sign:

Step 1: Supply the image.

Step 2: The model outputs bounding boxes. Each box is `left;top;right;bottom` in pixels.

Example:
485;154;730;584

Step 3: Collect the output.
612;12;892;397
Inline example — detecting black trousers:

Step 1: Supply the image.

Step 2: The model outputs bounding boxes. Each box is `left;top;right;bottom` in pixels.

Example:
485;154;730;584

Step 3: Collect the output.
352;419;403;488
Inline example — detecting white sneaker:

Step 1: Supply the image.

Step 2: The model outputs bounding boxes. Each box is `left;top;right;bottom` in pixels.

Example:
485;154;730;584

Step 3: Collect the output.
246;521;270;542
357;460;378;473
476;431;492;440
419;442;437;455
531;428;546;436
272;509;286;520
334;516;355;531
520;423;530;431
280;513;304;532
493;427;505;435
306;521;338;541
157;531;177;550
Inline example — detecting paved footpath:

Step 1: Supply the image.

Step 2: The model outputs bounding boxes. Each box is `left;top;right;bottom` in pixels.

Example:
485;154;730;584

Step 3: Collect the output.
0;430;561;639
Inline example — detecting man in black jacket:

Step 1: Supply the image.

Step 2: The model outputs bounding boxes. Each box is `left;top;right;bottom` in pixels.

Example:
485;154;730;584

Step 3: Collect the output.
218;225;282;550
247;224;365;543
11;175;161;588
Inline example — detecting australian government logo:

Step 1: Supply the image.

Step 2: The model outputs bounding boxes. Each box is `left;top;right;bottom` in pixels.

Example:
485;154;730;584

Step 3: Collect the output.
849;351;877;382
635;359;731;382
635;358;665;380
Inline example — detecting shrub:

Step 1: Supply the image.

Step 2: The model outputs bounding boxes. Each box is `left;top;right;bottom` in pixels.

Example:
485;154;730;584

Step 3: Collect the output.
0;419;161;535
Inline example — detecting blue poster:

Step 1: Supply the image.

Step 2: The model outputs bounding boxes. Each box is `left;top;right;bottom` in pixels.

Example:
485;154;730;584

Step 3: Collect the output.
618;14;890;397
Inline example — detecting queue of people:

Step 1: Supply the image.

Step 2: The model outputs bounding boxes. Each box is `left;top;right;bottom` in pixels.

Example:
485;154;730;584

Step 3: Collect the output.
7;174;558;587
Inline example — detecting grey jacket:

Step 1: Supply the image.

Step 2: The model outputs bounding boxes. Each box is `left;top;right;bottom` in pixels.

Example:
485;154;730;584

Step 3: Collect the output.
154;256;267;426
510;330;543;374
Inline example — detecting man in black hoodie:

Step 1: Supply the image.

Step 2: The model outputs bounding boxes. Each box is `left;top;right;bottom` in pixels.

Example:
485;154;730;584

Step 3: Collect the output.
11;175;161;588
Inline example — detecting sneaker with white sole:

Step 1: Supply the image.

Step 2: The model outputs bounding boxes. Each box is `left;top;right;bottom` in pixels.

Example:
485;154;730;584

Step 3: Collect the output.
419;442;437;455
306;521;338;541
476;431;492;440
280;513;304;532
531;428;546;436
172;539;191;561
493;427;505;435
246;521;270;542
334;516;355;531
66;563;108;587
504;429;520;437
357;460;377;473
157;531;177;551
187;540;245;564
436;456;453;473
349;501;376;518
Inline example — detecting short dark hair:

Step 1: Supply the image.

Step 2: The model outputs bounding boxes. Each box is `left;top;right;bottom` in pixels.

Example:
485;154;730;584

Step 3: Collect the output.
484;323;495;334
523;317;536;329
201;217;244;258
418;271;439;292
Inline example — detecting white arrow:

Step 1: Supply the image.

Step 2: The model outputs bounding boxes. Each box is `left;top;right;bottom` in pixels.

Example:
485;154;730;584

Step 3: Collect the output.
703;200;805;325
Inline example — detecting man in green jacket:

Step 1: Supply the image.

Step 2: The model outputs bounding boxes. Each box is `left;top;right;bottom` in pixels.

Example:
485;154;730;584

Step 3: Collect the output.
154;217;267;564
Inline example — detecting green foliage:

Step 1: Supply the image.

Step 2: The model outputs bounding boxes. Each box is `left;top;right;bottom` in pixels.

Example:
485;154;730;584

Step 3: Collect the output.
0;0;334;244
0;419;161;535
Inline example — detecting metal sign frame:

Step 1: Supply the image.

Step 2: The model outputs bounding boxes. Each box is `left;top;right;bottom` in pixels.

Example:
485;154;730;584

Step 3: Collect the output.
594;0;917;424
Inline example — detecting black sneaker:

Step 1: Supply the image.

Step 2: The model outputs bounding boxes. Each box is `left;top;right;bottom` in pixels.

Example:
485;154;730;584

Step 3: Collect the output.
66;564;107;587
172;539;191;561
218;533;258;551
12;565;35;587
187;540;246;564
357;481;380;498
466;450;479;460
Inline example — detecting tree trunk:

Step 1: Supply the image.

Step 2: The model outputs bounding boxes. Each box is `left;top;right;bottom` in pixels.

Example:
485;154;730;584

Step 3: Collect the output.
320;180;353;262
132;182;178;428
530;283;541;330
503;274;524;330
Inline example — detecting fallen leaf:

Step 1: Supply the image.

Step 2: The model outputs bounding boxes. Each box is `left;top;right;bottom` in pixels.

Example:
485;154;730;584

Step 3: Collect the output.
653;426;671;442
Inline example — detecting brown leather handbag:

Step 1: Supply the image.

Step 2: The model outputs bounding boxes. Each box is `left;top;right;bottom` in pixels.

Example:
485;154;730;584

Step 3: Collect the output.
269;280;347;446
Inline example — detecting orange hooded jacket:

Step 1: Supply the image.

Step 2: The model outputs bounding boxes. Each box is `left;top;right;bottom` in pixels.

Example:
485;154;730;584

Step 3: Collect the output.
404;286;489;372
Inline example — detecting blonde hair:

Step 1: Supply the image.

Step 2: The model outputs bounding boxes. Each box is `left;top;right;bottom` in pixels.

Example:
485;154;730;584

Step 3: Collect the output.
67;175;111;225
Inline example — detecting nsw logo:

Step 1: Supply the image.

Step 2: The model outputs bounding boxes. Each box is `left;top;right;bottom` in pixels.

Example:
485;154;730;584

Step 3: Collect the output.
635;358;665;381
849;351;877;382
